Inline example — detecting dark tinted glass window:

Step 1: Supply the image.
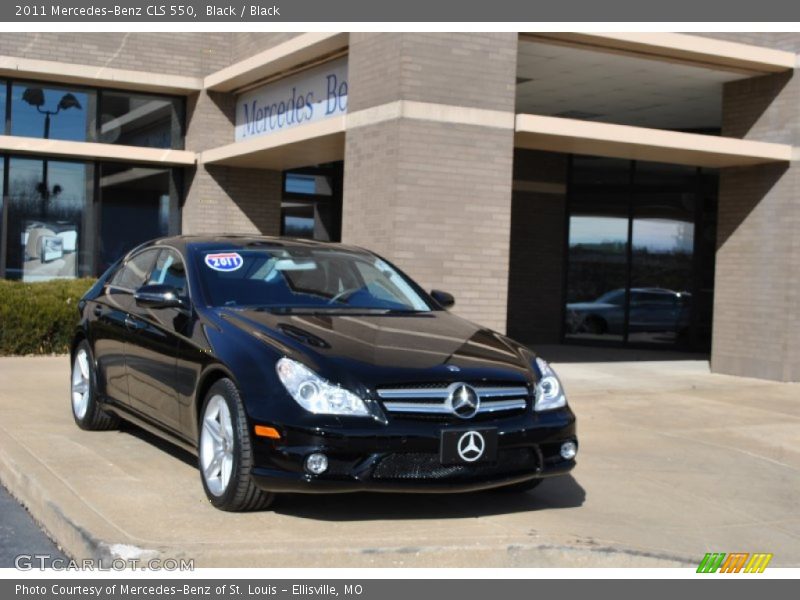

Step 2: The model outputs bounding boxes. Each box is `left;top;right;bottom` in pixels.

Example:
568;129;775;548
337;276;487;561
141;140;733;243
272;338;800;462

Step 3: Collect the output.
565;189;629;343
4;157;93;281
634;292;678;306
97;163;175;274
110;249;159;290
565;158;716;350
0;81;6;128
11;83;94;142
99;91;183;149
147;249;187;295
284;173;333;196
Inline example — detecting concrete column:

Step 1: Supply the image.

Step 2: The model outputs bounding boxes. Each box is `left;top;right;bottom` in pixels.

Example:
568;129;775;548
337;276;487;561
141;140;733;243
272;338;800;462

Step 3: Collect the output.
342;33;518;332
714;69;800;381
183;89;282;235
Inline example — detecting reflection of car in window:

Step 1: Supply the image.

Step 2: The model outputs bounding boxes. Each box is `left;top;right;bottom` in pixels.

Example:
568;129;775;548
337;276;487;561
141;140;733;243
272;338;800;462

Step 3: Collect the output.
567;287;691;336
69;236;578;512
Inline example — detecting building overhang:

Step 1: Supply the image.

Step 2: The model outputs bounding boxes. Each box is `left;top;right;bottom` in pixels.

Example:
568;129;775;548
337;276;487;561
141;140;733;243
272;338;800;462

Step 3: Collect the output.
198;117;345;170
0;56;203;95
204;33;349;92
0;135;196;166
523;33;796;76
514;114;793;168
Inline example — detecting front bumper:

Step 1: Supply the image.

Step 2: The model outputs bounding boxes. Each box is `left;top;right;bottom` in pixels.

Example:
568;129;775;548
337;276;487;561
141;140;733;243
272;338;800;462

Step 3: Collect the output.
249;409;577;493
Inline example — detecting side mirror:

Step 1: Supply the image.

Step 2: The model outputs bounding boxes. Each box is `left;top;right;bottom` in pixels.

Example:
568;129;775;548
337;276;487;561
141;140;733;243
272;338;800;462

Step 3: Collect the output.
430;289;455;309
134;284;188;310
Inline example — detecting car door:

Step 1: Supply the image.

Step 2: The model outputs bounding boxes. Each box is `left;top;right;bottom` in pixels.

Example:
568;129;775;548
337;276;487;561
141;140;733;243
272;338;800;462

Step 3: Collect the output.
124;248;189;432
92;249;160;406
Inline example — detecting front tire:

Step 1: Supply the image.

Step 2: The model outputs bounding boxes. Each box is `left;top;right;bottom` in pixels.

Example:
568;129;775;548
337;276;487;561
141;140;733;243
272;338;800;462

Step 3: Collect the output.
198;378;274;511
71;340;119;431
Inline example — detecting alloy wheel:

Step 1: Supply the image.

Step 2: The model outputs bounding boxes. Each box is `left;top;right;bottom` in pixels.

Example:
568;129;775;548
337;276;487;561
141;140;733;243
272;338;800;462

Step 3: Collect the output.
71;349;91;420
200;394;235;496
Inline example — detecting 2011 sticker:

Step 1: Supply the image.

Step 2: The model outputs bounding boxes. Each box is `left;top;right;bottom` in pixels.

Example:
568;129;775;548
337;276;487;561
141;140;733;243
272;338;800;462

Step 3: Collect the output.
205;252;244;272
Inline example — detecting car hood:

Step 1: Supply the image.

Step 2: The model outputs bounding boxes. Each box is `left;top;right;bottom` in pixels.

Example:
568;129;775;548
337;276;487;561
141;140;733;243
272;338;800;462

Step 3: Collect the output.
215;308;534;388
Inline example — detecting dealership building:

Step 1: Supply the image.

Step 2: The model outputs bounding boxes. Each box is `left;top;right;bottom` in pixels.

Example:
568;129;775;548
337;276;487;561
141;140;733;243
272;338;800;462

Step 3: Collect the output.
0;32;798;381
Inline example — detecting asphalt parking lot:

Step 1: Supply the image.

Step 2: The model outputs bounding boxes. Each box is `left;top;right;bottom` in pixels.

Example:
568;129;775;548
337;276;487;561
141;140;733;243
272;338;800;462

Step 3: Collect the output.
0;483;66;568
0;352;798;567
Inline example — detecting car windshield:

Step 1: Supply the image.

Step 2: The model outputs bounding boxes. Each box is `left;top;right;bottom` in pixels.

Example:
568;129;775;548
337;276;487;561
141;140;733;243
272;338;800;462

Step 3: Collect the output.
195;246;433;312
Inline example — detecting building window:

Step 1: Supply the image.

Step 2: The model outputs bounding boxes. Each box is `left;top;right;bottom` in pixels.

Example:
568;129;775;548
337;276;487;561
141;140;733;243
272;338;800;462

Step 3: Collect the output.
0;156;182;281
4;157;93;281
4;81;184;149
0;81;7;127
285;173;333;196
97;163;179;274
280;163;342;242
564;157;717;350
98;90;184;149
10;83;95;142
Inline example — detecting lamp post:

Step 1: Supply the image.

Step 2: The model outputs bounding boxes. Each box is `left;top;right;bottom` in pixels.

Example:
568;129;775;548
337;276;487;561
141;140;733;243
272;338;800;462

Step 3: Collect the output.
21;87;82;214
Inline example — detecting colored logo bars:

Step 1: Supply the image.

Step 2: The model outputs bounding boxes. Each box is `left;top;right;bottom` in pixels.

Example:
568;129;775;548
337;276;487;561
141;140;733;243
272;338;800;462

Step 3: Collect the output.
696;553;773;573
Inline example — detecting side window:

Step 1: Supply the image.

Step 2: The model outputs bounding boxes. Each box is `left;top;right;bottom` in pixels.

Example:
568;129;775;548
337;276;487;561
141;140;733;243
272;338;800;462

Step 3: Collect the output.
109;249;160;290
147;249;188;296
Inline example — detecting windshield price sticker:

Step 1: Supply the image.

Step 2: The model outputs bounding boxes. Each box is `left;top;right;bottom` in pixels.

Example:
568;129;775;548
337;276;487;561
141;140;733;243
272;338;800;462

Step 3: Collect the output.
205;252;244;272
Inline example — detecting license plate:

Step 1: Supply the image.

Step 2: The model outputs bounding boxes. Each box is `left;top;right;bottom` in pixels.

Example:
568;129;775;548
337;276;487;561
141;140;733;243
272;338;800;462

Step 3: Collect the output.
440;428;498;465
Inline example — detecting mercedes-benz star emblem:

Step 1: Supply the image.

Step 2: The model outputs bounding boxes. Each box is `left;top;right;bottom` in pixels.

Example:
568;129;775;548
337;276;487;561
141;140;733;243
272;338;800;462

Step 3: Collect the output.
457;431;486;462
447;382;480;419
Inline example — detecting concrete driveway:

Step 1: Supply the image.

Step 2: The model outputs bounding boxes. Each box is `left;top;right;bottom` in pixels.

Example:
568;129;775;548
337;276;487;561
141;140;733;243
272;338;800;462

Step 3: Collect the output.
0;353;798;567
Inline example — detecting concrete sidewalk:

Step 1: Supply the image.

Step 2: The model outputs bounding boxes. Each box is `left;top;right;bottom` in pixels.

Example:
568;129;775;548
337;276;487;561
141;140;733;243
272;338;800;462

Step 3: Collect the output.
0;355;798;567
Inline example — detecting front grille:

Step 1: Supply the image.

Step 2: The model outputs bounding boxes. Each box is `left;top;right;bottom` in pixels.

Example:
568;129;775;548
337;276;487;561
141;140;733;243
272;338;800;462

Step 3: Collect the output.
376;382;530;419
371;448;539;481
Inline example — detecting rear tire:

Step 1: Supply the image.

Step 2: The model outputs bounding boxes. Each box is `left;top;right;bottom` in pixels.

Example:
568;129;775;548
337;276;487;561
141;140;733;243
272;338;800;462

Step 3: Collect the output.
198;378;275;511
70;340;119;431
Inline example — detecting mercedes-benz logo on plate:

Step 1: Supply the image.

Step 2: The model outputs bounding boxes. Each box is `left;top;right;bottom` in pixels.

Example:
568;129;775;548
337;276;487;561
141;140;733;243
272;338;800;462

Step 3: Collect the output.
447;382;480;419
457;431;486;462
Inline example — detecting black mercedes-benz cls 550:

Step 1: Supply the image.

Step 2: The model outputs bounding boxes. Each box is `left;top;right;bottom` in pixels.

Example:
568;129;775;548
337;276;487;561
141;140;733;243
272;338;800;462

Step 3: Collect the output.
70;236;577;511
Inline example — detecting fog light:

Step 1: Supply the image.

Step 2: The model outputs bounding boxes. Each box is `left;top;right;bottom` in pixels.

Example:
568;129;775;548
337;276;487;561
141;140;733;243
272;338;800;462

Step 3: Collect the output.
305;452;328;475
560;441;577;461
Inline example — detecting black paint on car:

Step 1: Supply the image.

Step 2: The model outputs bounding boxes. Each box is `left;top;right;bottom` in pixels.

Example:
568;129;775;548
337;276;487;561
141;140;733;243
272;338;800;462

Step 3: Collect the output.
70;236;577;511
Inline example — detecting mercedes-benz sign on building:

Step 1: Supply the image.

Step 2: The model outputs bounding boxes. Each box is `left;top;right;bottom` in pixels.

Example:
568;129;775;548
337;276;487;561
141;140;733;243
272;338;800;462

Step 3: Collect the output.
0;32;797;381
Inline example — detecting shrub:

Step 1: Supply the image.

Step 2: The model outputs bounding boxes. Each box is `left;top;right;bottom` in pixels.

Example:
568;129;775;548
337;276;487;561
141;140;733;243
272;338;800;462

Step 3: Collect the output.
0;278;97;356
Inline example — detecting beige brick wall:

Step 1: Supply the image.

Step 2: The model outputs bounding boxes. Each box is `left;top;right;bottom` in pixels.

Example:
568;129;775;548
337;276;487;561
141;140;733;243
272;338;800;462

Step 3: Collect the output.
0;32;231;76
183;87;282;235
182;165;282;235
230;33;302;62
348;32;517;112
342;33;517;333
714;66;800;381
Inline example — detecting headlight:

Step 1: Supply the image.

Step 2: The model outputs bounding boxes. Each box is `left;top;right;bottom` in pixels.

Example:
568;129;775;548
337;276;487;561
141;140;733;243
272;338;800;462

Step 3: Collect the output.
276;358;370;416
534;357;567;411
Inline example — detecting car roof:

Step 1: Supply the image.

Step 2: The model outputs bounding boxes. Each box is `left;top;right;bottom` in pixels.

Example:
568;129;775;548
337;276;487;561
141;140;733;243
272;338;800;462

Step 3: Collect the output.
137;235;372;256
